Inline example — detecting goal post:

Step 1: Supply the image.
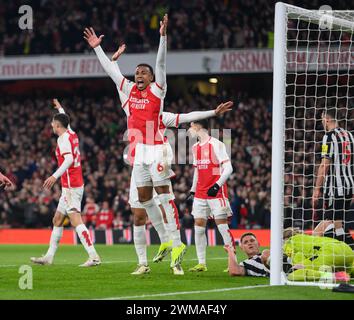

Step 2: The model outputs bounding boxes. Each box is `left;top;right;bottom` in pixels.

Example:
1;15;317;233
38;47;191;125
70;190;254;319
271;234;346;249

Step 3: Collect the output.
271;2;354;287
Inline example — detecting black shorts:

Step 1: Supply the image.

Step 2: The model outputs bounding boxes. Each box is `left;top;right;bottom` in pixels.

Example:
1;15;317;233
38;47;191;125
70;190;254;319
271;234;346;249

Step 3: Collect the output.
323;194;352;221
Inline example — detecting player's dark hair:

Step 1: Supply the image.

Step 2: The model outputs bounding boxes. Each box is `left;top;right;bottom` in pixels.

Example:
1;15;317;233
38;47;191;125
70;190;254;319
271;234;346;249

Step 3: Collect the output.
240;232;257;243
193;118;209;129
136;63;154;75
53;113;70;128
322;108;337;121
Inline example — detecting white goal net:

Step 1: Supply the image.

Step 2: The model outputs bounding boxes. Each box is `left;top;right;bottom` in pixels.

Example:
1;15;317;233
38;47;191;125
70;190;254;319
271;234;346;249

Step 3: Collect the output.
271;2;354;287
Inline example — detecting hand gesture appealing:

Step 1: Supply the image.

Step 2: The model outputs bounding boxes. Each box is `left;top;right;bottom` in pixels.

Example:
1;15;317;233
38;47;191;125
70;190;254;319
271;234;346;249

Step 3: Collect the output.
159;14;168;36
215;101;234;116
53;98;62;110
83;27;104;48
111;44;126;61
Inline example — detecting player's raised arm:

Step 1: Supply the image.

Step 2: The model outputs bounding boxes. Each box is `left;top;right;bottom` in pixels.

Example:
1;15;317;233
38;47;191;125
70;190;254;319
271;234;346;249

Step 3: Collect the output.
154;14;168;93
224;244;246;276
83;28;132;96
53;98;65;114
178;101;234;125
53;99;72;131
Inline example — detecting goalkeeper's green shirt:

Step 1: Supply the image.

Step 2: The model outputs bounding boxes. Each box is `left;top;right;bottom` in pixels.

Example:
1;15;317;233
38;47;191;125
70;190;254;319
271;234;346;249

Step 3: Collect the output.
283;234;354;270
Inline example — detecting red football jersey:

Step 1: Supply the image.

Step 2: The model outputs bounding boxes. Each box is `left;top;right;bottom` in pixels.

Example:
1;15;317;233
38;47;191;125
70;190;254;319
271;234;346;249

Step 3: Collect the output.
192;137;230;200
96;209;114;229
125;83;165;146
83;203;99;223
55;129;84;188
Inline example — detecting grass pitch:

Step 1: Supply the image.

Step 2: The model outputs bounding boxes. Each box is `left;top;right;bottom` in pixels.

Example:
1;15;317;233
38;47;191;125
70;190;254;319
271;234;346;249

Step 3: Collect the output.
0;244;353;300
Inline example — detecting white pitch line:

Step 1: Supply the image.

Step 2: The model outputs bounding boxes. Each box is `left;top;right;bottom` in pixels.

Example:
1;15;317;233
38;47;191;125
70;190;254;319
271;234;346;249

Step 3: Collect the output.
0;257;228;268
98;284;272;300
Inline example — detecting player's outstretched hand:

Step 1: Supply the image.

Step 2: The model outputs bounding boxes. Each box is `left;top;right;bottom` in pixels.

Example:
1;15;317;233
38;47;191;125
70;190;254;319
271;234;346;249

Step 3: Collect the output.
223;244;236;255
43;176;57;190
83;27;104;48
111;44;126;61
0;173;14;190
53;98;62;110
207;183;220;197
159;14;168;36
215;101;234;116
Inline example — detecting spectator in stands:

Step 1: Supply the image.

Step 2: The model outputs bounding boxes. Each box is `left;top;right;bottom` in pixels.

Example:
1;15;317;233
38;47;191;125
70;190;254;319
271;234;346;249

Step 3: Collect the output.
82;196;99;228
95;200;114;229
0;89;276;230
3;0;348;56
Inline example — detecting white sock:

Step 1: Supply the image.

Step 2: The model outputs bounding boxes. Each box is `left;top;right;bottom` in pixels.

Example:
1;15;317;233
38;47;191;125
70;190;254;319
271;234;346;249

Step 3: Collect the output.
335;227;345;236
45;226;63;259
158;194;182;247
140;198;169;243
164;223;172;241
76;224;98;258
134;225;147;266
217;223;233;247
194;225;207;265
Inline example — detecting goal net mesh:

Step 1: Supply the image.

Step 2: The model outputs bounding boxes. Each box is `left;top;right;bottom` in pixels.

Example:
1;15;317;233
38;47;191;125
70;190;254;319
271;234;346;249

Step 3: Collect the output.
282;5;354;285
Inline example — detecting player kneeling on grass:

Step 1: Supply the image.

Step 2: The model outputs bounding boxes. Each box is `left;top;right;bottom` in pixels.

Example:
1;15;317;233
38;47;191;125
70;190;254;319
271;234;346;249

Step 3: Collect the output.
224;233;270;277
30;99;100;267
187;119;234;272
282;228;354;282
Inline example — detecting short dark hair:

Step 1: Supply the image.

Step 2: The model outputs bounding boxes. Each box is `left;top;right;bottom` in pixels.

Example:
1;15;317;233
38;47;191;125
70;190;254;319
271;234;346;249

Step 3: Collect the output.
53;113;70;128
136;63;154;75
240;232;257;243
322;108;337;121
193;118;209;129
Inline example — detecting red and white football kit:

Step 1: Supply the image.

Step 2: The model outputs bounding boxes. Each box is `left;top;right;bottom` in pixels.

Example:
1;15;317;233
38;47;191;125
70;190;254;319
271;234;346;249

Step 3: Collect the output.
191;137;232;219
55;129;84;215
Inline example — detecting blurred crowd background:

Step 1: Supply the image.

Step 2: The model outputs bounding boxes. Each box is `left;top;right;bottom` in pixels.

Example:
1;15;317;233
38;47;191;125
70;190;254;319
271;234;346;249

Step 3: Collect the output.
0;0;350;56
0;88;272;230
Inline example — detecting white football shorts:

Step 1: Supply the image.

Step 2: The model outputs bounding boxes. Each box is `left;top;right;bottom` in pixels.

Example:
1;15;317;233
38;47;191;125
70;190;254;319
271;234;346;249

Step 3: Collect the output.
57;186;84;216
133;143;174;187
191;197;232;220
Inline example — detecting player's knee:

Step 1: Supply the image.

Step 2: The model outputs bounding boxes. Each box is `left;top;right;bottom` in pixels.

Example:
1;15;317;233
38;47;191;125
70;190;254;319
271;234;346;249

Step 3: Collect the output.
137;187;153;203
154;184;170;194
194;218;206;227
133;212;147;226
215;216;228;224
68;210;82;227
53;212;64;227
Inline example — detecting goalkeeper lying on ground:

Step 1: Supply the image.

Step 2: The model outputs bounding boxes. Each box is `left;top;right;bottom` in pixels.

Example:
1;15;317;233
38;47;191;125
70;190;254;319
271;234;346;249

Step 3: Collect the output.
224;229;354;281
283;228;354;282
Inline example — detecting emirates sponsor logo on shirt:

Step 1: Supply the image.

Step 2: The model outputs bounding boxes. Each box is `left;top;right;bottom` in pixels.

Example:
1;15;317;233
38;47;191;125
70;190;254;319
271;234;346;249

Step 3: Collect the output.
129;97;150;110
197;159;211;165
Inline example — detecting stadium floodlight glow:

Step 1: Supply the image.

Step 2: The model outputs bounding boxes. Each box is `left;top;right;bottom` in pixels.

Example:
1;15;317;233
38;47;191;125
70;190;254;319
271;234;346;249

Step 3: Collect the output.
209;78;218;84
271;2;354;287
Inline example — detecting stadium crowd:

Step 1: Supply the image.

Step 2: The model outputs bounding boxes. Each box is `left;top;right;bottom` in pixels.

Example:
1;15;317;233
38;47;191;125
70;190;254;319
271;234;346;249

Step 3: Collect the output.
0;89;273;230
1;0;350;56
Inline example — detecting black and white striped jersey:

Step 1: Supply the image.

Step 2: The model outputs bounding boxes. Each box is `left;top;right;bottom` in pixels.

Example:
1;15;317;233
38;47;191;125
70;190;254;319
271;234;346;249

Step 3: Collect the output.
240;254;270;277
321;127;354;199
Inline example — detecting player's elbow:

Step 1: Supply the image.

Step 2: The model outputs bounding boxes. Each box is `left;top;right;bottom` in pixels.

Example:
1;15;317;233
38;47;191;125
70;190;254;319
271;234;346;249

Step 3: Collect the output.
64;154;74;166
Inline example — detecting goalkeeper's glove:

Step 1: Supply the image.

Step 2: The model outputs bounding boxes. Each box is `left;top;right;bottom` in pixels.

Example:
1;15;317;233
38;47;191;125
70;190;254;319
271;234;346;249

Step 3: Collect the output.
207;183;220;197
186;192;195;202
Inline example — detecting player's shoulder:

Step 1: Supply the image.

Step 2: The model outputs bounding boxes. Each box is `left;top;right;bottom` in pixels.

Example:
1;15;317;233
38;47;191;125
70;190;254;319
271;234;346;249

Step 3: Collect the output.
209;136;225;148
191;141;199;153
57;131;70;143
